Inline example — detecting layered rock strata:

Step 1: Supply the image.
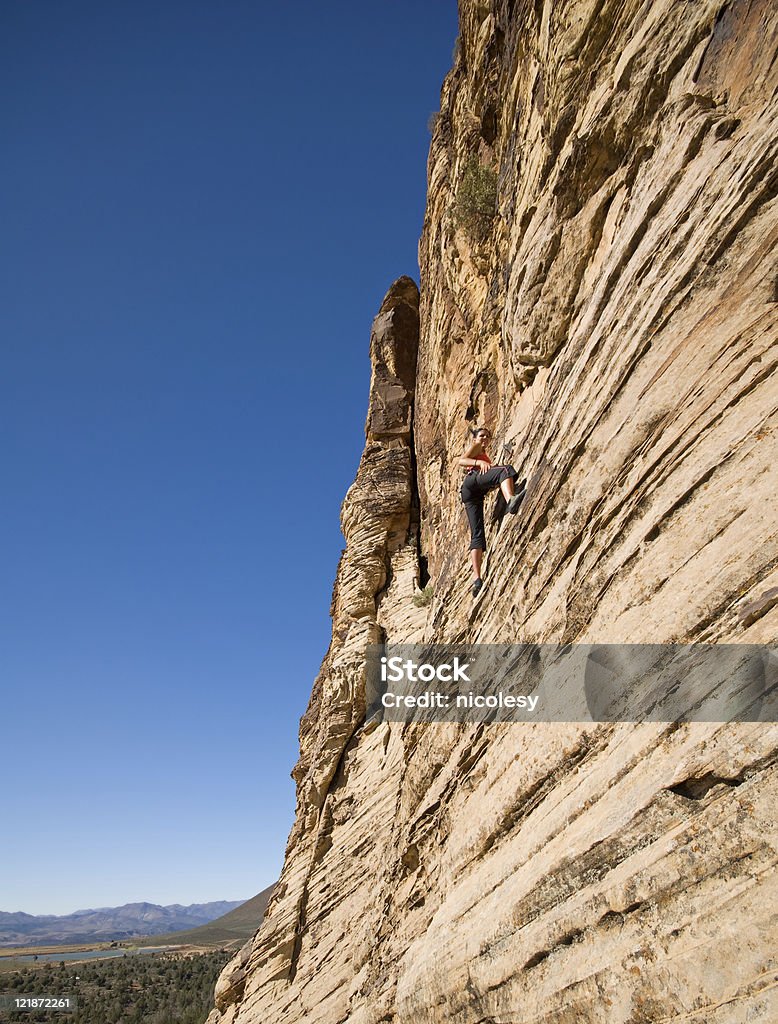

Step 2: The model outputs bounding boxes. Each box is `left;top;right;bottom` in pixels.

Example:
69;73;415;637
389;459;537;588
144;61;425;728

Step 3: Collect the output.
209;277;424;1022
209;1;778;1021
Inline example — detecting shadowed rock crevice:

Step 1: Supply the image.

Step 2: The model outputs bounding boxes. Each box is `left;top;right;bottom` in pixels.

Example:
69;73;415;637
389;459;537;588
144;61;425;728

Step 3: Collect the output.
668;772;743;801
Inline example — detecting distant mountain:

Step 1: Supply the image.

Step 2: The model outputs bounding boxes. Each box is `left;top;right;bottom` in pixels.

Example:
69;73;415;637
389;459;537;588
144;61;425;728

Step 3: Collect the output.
134;885;275;950
0;900;246;947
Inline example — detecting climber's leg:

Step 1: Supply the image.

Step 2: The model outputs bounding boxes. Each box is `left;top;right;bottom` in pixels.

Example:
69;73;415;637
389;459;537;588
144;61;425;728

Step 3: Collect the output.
496;465;525;514
470;547;483;581
461;478;487;593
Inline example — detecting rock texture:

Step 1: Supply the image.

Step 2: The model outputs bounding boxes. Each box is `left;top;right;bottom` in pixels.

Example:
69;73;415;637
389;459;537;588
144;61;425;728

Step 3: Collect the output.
209;2;778;1022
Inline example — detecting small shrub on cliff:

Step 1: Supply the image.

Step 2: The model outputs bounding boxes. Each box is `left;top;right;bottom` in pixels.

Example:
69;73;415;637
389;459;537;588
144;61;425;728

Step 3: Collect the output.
412;584;434;608
454;155;498;243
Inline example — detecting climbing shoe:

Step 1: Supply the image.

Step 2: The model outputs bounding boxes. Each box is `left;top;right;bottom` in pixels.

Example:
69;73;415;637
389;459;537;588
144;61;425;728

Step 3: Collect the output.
471;577;483;598
507;491;525;515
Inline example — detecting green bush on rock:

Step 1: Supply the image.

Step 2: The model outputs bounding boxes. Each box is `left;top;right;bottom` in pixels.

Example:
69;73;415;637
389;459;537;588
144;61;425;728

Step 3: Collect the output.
454;156;498;242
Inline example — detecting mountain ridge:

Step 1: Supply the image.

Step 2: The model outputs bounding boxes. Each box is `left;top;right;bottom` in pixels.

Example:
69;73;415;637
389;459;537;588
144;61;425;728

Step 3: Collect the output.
0;899;247;947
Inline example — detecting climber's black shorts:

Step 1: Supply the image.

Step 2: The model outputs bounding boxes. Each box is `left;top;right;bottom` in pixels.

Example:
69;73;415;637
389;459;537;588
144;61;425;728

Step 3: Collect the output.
460;465;518;552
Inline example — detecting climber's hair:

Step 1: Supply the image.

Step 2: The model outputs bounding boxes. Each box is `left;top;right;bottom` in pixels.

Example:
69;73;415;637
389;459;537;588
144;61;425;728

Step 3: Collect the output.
470;425;492;439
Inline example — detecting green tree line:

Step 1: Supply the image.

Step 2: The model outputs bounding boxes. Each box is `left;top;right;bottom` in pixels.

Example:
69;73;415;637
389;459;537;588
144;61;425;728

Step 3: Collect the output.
0;950;232;1024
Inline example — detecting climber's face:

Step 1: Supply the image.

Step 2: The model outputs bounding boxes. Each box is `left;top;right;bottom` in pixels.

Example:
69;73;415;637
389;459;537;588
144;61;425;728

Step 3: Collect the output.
477;430;491;445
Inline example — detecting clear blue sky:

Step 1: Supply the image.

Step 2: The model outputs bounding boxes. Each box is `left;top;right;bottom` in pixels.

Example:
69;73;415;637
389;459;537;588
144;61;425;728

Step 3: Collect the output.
1;1;458;916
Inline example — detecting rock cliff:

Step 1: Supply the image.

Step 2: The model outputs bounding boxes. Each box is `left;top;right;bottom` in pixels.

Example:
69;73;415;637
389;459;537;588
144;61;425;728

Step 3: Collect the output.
208;1;778;1021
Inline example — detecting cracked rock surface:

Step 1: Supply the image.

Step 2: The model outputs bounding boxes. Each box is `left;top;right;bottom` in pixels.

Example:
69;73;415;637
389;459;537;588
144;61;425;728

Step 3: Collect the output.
208;2;778;1021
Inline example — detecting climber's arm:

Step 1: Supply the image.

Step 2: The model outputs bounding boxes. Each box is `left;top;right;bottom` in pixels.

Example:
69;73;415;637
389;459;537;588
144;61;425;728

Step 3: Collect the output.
458;442;489;472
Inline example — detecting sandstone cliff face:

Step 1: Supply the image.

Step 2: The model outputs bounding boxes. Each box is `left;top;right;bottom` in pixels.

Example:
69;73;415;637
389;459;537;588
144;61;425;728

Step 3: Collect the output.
209;2;778;1022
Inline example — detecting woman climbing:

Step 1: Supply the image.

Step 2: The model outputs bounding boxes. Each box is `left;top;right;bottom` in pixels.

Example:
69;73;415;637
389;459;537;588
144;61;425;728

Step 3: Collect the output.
459;426;525;597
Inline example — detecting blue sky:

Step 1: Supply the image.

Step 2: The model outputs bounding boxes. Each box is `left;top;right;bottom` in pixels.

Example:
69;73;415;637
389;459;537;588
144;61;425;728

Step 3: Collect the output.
1;1;458;916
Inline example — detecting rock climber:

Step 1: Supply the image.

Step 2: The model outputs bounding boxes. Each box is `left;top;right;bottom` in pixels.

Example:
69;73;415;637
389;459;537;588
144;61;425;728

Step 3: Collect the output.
459;425;525;597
